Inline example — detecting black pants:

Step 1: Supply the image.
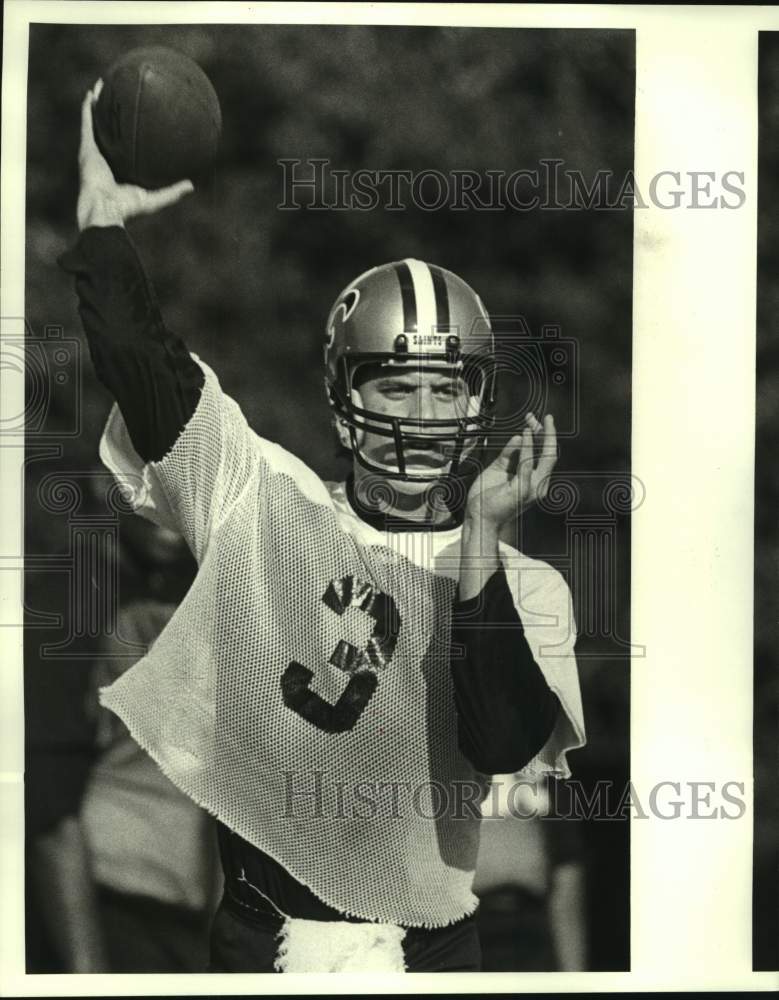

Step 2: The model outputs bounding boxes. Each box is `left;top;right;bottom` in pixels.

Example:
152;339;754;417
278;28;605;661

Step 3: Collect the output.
208;892;482;973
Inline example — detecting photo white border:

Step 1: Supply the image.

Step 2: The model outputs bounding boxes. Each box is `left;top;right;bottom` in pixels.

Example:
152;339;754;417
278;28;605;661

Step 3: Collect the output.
2;2;778;994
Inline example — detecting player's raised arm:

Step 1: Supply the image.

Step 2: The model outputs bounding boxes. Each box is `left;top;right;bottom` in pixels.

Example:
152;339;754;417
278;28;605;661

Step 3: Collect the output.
60;80;202;465
62;75;311;566
60;82;255;565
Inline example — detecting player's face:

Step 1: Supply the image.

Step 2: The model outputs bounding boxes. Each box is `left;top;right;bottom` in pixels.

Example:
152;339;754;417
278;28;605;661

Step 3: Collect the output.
353;366;479;490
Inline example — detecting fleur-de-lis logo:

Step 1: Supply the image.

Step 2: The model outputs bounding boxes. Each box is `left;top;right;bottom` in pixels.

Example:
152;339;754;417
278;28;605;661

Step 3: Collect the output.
325;288;360;356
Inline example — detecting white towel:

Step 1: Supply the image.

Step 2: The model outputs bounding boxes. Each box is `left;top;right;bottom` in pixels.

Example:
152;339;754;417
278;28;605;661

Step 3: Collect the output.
274;916;407;972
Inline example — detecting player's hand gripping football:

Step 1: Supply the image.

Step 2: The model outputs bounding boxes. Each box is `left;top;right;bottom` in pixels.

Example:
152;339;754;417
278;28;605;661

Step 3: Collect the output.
76;80;194;231
464;412;557;530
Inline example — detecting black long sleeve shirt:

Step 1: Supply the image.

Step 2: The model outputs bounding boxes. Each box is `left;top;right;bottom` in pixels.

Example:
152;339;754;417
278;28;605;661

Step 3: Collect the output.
60;225;560;922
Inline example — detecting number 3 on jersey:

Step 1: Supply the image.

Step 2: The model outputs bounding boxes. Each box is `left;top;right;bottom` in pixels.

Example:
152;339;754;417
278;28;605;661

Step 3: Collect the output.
280;576;401;733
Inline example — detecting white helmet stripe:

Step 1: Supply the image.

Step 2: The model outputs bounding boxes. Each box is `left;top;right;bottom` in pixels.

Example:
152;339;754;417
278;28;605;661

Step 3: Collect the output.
404;259;438;337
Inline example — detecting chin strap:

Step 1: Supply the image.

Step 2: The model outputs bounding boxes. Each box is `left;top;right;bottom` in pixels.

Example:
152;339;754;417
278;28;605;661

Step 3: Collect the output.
345;473;464;532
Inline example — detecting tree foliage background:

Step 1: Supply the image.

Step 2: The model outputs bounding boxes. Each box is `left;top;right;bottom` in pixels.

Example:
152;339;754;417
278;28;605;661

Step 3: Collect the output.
25;23;635;969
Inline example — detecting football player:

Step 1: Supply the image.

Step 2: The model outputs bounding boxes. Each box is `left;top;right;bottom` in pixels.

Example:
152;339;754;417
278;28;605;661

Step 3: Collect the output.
59;83;586;973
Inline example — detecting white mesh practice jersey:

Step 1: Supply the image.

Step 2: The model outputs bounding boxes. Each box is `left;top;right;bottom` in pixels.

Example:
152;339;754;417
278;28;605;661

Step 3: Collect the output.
98;357;585;928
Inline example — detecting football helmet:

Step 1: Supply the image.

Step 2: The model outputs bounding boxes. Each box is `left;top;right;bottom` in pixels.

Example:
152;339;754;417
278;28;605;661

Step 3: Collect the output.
324;258;497;482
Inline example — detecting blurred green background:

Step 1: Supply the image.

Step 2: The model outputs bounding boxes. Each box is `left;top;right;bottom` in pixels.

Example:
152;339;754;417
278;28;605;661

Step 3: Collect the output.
25;23;635;970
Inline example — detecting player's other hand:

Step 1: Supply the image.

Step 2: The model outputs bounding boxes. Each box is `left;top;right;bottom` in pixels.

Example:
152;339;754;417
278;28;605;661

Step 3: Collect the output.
76;80;194;232
465;413;557;529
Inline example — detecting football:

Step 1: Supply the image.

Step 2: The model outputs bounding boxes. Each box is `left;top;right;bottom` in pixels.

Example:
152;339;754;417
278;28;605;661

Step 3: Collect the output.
93;46;221;190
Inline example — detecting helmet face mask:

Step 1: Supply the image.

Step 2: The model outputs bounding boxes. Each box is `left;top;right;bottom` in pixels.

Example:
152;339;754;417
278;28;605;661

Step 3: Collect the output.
331;356;493;481
324;260;497;484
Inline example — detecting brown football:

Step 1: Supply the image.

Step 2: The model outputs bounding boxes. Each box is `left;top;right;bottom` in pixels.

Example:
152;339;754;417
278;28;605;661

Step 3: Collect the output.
93;46;221;190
